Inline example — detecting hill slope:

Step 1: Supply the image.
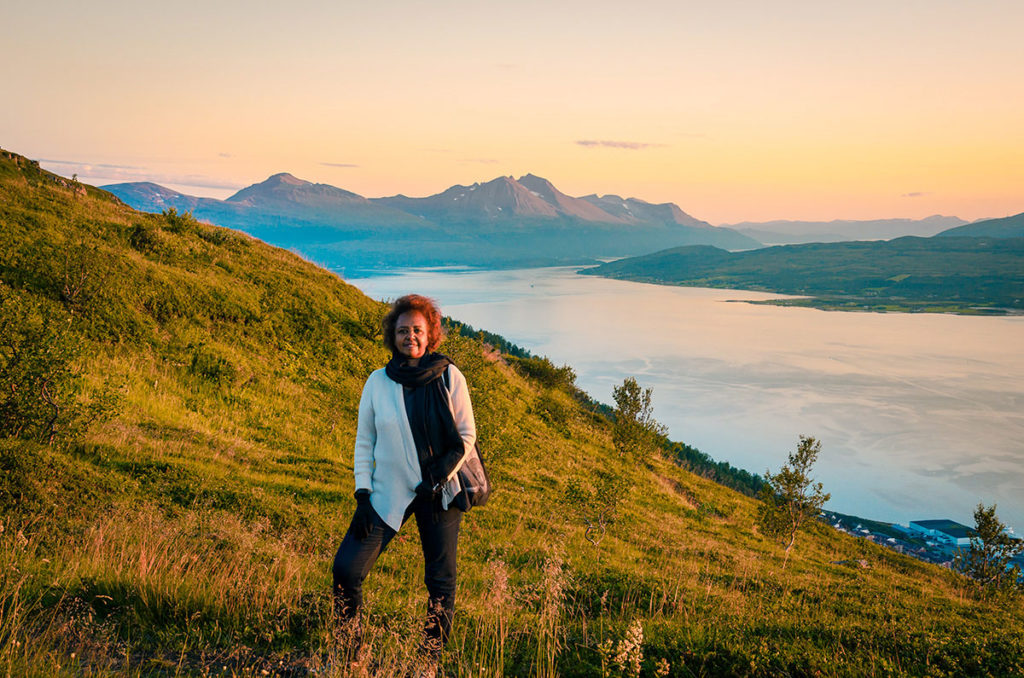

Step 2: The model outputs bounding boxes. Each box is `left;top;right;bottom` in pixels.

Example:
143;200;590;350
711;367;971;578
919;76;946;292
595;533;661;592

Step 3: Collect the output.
3;148;1023;676
935;211;1024;238
583;236;1024;314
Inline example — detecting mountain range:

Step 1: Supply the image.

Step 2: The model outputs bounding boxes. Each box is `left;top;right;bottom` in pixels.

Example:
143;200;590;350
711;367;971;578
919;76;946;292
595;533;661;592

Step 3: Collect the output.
726;215;970;245
374;173;714;229
103;173;759;272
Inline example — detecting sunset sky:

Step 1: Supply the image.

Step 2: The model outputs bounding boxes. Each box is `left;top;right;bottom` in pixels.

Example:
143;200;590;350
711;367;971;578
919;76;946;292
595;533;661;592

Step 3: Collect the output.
5;0;1023;224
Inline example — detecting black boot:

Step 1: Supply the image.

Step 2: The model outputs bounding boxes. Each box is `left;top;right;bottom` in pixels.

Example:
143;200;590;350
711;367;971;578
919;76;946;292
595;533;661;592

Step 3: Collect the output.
332;598;366;669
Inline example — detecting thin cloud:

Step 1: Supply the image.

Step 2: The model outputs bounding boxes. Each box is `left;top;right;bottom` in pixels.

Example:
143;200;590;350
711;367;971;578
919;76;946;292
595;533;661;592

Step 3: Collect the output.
39;158;145;171
36;159;241;191
458;158;499;164
160;176;243;191
902;191;929;198
575;140;667;150
321;162;360;168
218;152;233;158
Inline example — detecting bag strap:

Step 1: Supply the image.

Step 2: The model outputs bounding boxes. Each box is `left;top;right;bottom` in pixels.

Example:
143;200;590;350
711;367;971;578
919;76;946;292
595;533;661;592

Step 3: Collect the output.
439;364;470;485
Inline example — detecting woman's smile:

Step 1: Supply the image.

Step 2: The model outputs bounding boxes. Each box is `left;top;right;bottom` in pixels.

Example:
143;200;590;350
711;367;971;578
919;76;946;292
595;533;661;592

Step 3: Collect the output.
395;310;428;362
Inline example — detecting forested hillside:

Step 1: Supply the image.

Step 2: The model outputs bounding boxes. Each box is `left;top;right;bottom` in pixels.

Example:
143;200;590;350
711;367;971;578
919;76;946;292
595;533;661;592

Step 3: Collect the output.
935;211;1024;239
583;236;1024;314
2;148;1023;677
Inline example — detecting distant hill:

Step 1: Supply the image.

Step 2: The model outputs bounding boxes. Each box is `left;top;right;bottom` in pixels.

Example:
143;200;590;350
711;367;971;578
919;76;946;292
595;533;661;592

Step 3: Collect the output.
102;180;258;226
725;215;967;245
935;211;1024;238
583;236;1024;313
100;181;208;211
104;172;759;272
227;172;377;209
5;146;1024;676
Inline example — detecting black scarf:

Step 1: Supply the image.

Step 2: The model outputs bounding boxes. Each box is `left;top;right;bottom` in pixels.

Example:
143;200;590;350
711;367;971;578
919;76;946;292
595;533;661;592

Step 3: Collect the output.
385;352;465;488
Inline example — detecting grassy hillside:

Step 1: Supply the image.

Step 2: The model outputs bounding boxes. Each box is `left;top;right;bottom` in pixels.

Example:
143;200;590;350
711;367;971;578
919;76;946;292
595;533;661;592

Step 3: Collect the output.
2;148;1023;677
582;237;1024;314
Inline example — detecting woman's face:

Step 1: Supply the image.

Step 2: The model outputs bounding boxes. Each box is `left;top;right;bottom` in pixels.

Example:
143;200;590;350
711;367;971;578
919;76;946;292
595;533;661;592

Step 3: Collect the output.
395;310;429;362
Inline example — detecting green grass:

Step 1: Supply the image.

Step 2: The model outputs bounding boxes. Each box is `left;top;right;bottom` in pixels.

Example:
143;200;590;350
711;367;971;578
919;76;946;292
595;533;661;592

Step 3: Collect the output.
2;147;1024;677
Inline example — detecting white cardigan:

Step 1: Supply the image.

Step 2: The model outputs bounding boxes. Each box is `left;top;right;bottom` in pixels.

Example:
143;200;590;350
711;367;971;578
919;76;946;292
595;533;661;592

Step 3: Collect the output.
353;364;476;530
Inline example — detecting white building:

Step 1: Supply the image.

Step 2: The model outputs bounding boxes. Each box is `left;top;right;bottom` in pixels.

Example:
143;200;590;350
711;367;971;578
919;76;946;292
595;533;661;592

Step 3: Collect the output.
908;519;976;547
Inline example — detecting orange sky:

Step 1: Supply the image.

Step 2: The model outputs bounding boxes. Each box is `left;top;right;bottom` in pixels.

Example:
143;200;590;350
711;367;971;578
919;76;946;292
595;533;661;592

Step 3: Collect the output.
4;0;1023;224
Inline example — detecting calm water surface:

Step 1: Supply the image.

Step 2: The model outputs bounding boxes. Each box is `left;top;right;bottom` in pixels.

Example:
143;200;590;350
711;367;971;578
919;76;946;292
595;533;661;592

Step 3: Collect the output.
348;266;1024;530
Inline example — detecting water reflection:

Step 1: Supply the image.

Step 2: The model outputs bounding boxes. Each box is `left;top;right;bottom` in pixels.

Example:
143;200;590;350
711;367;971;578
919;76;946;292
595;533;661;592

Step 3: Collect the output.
347;266;1024;530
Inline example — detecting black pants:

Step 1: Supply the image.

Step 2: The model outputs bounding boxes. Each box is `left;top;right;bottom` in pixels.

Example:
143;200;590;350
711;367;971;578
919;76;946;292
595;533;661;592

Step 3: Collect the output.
332;497;462;653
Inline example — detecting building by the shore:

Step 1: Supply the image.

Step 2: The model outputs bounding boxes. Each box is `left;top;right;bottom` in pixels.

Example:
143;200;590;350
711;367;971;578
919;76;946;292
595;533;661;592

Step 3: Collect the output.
907;519;975;547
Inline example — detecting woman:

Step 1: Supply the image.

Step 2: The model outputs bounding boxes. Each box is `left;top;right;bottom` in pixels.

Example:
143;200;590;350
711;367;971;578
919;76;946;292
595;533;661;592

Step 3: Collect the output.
333;294;476;670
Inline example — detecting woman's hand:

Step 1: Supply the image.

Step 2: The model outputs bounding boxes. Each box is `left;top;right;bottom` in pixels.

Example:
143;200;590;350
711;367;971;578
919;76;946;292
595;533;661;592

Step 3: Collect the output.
352;489;375;540
415;481;440;503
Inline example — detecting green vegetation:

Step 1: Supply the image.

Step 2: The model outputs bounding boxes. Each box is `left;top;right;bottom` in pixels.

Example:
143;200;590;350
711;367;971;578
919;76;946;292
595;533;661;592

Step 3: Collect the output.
955;504;1024;598
508;355;578;391
663;441;763;497
3;147;1024;676
935;211;1024;239
582;237;1024;314
0;286;119;444
611;378;667;463
558;377;668;547
757;437;831;567
450;321;532;359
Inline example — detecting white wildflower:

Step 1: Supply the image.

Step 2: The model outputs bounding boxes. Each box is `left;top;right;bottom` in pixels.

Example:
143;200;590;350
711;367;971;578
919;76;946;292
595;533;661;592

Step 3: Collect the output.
607;619;644;678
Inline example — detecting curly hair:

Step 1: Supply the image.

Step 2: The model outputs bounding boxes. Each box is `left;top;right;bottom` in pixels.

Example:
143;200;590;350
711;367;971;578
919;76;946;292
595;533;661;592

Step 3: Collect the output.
381;294;445;356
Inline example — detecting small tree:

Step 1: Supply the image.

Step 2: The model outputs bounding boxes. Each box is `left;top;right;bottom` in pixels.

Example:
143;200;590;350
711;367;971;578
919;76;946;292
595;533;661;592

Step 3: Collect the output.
757;435;831;566
612;377;666;462
562;471;632;546
0;285;120;445
561;377;665;548
59;240;107;317
955;503;1024;597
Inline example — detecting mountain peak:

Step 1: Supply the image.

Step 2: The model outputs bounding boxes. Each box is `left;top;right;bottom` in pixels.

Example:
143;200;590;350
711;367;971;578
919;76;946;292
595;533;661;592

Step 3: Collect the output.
517;172;552;186
264;172;307;186
515;174;625;223
226;172;365;207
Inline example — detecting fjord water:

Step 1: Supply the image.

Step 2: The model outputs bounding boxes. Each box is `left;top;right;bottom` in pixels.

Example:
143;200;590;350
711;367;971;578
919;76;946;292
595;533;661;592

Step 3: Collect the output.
348;267;1024;531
